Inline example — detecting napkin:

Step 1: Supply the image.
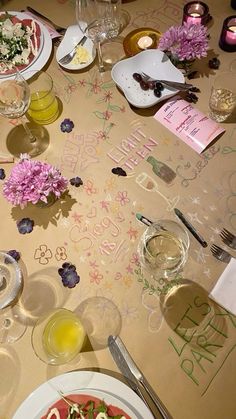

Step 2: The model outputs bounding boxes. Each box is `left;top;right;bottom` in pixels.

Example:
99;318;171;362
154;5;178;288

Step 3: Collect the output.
209;258;236;315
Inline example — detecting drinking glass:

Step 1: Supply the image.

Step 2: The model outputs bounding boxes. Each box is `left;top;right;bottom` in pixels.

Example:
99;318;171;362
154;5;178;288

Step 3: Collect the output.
0;252;26;344
31;308;86;365
26;71;59;125
138;220;189;279
0;61;49;157
209;71;236;122
76;0;121;73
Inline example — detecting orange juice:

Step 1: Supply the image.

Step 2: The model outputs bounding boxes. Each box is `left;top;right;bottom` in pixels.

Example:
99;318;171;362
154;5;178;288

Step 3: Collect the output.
27;90;59;125
42;310;85;362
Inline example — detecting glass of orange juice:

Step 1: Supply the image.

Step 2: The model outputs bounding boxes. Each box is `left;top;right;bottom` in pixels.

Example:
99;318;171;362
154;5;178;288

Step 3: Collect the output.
31;308;86;365
26;71;59;125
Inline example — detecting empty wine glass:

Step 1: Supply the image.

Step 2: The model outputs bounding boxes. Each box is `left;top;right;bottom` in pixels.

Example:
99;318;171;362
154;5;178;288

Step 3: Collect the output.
75;0;120;73
0;252;26;344
0;61;49;157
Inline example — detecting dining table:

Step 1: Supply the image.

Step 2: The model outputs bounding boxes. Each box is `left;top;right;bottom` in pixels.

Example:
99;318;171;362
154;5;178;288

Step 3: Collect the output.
1;0;236;418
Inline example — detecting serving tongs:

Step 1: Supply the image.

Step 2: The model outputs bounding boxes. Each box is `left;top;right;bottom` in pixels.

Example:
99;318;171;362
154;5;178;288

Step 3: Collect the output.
141;72;193;91
108;335;173;419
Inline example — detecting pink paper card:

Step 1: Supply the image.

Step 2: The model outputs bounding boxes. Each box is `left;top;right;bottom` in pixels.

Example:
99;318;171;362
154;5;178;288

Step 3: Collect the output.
154;96;225;153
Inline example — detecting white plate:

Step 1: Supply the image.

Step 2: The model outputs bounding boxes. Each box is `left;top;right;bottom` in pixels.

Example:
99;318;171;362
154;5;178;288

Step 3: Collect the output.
12;370;154;419
56;24;95;70
111;49;185;108
0;11;52;81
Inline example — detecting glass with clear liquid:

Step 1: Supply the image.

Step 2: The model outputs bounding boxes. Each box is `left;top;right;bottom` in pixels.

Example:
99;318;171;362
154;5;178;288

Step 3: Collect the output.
209;72;236;122
138;220;189;279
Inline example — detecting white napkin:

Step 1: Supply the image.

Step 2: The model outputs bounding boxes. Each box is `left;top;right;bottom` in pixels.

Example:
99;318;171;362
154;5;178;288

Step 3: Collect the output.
209;258;236;315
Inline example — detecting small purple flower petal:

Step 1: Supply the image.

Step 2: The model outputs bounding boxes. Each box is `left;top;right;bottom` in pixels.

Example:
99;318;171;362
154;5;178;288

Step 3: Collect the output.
7;250;21;262
60;118;74;133
70;177;83;187
58;262;80;288
17;218;34;234
0;168;6;180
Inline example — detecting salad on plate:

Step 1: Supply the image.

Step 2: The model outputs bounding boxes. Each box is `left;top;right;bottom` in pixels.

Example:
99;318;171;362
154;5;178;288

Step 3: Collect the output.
0;12;41;74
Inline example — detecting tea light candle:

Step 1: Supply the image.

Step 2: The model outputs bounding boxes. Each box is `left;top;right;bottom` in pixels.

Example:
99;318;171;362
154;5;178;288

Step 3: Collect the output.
219;16;236;51
137;35;153;49
183;1;210;25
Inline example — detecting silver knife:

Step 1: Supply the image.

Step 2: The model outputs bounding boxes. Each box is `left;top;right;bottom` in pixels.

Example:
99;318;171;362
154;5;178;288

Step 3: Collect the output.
108;335;173;419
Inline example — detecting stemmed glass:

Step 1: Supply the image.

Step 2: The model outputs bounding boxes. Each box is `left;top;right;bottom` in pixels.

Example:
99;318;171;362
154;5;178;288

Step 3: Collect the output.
0;252;26;344
0;61;49;157
75;0;120;73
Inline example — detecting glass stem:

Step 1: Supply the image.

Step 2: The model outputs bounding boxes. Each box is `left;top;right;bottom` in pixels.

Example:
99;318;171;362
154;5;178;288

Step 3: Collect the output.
96;42;105;73
20;118;36;143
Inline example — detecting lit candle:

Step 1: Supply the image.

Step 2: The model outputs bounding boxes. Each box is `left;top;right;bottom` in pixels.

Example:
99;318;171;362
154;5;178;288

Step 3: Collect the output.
137;35;153;50
219;16;236;51
183;1;210;25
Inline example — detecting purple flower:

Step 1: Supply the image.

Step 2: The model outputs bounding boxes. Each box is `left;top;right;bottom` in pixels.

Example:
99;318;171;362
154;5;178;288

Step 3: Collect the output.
158;22;208;61
58;262;80;288
7;249;21;262
3;154;68;208
70;176;83;187
60;118;74;133
0;168;6;179
17;218;34;234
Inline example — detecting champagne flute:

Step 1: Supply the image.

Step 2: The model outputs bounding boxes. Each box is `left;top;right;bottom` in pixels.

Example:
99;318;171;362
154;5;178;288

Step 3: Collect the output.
75;0;119;73
0;252;26;344
0;61;49;157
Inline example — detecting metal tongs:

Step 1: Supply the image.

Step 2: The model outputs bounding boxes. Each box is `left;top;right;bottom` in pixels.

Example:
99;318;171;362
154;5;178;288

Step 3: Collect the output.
141;72;193;91
108;335;173;419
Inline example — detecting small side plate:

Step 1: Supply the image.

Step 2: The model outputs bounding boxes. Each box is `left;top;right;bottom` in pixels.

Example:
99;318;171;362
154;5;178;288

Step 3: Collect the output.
123;27;161;57
56;24;95;70
111;49;185;108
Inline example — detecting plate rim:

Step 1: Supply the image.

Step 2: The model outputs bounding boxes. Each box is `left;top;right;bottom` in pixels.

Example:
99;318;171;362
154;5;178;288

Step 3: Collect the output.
12;370;154;419
0;11;52;81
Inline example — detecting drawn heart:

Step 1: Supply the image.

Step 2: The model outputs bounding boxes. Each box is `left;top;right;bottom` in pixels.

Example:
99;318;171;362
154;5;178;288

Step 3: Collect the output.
87;206;97;218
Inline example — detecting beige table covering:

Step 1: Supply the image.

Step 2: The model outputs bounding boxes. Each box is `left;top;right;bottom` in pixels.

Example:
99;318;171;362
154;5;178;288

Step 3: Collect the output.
1;0;236;418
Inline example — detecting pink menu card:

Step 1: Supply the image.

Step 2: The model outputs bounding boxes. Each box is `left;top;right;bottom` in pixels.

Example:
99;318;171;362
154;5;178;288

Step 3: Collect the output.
154;96;225;153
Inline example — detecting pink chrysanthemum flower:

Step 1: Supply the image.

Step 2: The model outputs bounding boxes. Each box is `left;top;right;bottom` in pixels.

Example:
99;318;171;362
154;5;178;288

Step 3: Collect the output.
158;22;208;61
3;154;68;208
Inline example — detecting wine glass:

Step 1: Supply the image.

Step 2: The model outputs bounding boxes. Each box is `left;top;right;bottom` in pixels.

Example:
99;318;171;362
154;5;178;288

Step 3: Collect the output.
75;0;120;73
0;252;26;344
0;61;49;157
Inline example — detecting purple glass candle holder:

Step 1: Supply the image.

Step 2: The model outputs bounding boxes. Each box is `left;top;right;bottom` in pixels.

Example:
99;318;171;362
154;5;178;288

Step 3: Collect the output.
219;16;236;52
183;1;210;25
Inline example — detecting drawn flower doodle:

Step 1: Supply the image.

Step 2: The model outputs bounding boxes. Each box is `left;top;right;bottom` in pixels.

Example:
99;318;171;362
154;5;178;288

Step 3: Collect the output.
142;290;163;333
130;252;140;266
102;90;113;102
127;226;138;240
103;110;112;120
89;269;103;285
55;246;67;261
34;244;52;265
84;180;97;195
120;301;139;324
115;191;130;206
123;275;133;288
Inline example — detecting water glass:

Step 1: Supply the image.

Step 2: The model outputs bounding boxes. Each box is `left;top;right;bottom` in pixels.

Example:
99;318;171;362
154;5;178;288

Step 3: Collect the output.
209;72;236;122
138;220;189;279
27;71;59;125
31;308;86;365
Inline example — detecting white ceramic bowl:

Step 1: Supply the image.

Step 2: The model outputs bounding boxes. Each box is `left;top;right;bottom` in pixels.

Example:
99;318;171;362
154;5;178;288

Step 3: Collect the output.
111;49;185;108
56;24;95;70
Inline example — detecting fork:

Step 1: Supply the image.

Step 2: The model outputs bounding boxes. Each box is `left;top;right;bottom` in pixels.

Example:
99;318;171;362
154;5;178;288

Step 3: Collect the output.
58;36;87;65
141;72;193;91
210;244;233;263
220;228;236;249
26;7;66;35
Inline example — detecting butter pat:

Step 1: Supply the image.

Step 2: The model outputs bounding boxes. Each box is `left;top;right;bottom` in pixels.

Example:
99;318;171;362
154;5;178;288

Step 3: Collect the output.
72;45;90;65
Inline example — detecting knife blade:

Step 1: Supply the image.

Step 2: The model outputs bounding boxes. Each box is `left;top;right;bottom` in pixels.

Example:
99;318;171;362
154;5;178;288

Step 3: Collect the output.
108;335;173;419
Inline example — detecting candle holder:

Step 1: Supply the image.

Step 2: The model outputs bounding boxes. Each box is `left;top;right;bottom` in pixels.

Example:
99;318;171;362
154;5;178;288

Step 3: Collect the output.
219;16;236;52
182;1;210;25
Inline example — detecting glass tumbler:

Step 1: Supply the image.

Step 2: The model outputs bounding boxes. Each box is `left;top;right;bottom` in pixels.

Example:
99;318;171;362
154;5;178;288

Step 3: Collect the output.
27;71;59;125
138;219;189;279
209;71;236;122
31;308;86;365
